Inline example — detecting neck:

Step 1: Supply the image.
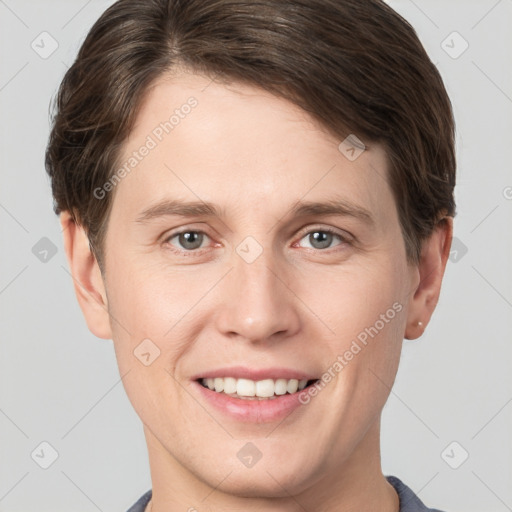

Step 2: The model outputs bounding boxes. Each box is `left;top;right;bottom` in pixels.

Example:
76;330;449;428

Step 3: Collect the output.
143;420;399;512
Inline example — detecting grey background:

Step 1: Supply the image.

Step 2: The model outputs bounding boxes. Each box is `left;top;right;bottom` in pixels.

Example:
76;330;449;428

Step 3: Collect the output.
1;0;511;510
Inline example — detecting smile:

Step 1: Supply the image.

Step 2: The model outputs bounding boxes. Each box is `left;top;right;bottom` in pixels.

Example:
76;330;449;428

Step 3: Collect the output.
199;377;318;399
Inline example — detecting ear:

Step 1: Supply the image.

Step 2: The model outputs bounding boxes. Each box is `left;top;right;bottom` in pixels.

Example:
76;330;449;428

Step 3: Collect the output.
404;216;453;340
60;211;112;340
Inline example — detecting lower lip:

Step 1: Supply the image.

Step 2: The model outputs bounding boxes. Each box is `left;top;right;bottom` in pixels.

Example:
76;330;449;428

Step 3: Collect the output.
192;380;312;423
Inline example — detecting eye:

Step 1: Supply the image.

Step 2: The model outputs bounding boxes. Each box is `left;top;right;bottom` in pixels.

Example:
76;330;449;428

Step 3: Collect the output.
163;226;350;255
165;230;210;252
296;227;348;251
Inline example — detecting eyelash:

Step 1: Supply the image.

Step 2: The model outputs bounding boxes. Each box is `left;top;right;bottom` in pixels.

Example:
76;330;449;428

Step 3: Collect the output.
163;226;351;256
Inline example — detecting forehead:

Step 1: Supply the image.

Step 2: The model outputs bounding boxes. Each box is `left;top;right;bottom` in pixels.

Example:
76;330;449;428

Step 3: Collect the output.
112;71;395;226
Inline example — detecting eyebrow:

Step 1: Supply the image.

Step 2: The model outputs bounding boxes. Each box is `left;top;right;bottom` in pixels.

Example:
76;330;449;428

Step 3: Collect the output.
135;198;375;226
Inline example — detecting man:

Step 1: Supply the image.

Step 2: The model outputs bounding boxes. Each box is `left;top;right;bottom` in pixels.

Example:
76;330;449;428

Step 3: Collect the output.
46;1;455;510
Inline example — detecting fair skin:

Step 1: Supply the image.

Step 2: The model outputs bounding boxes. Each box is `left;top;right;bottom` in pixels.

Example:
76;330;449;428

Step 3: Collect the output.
61;71;452;512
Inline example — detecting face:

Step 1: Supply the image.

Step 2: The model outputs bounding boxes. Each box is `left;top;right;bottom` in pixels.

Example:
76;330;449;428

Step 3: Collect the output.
95;72;420;497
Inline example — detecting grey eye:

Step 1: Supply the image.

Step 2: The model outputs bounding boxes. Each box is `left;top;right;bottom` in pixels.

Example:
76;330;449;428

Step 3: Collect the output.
299;230;343;250
171;231;206;250
309;231;334;249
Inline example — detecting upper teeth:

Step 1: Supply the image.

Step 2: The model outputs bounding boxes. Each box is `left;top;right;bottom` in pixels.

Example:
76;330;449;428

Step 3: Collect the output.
201;377;310;398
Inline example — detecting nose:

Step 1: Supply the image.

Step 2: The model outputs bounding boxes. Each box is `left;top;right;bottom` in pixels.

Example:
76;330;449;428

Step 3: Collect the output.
213;246;302;344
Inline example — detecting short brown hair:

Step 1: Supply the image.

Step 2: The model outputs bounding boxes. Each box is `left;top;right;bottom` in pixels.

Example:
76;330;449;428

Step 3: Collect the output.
45;0;456;270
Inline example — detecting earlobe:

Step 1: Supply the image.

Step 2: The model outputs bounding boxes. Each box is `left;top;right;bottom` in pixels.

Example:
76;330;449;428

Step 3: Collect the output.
60;211;112;340
404;217;453;340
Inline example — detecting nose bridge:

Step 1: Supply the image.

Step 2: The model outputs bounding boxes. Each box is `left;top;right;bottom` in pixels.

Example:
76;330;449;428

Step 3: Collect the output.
214;238;300;342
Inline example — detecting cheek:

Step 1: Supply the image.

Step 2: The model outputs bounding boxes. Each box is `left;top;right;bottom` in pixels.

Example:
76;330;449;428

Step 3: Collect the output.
296;257;407;406
106;260;185;332
104;266;190;423
105;260;220;381
298;257;406;342
104;264;171;368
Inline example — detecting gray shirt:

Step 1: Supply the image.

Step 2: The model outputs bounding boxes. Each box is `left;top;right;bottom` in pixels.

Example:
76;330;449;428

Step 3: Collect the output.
126;475;445;511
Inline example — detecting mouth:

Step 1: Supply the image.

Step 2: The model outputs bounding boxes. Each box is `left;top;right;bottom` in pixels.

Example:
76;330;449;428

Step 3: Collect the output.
190;366;321;422
197;377;320;400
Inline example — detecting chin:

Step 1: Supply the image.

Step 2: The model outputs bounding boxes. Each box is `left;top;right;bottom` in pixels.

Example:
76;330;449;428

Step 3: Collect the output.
189;446;321;499
209;469;312;499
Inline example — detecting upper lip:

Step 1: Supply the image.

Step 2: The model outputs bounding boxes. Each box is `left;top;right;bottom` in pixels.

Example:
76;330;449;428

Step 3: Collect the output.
191;366;318;382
